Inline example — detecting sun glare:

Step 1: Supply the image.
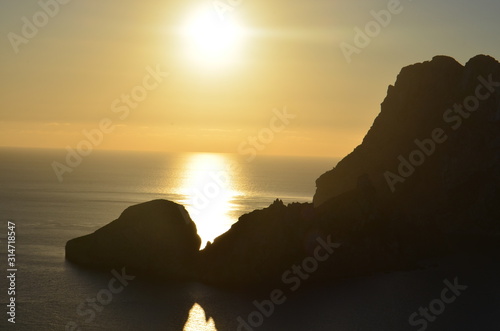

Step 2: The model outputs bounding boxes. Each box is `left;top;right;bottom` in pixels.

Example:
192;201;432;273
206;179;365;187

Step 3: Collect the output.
183;303;217;331
181;7;244;67
176;153;240;248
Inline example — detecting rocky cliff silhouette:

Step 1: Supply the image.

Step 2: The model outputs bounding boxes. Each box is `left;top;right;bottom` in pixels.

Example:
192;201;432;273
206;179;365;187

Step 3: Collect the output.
66;55;500;286
315;54;500;236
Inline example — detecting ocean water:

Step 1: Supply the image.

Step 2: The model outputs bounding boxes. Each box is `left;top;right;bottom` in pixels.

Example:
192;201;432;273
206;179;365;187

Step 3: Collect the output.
0;148;336;330
0;148;337;245
0;148;498;331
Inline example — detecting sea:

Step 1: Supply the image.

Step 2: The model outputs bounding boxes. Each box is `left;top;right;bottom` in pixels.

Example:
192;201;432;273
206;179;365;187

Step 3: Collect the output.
0;148;498;331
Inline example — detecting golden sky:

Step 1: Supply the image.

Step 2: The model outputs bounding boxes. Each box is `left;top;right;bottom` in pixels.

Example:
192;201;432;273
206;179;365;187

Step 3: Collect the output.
1;0;499;157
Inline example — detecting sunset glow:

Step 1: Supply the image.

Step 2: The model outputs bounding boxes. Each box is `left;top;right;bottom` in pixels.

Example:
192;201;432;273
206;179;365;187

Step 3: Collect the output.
2;1;500;330
180;7;244;67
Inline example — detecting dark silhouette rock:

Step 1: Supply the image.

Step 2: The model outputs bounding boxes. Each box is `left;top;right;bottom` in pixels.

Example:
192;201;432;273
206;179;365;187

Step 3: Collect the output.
196;199;316;287
66;55;500;286
65;199;201;279
314;55;500;235
315;55;500;206
300;55;500;282
198;55;500;285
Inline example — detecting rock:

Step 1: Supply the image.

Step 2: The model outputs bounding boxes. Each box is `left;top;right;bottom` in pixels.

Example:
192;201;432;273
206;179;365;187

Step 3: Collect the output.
65;199;201;279
314;55;500;236
66;55;500;285
302;55;500;280
196;200;316;287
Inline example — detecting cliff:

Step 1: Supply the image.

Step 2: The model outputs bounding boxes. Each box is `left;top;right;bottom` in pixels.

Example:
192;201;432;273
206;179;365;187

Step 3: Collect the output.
314;55;500;220
66;55;500;285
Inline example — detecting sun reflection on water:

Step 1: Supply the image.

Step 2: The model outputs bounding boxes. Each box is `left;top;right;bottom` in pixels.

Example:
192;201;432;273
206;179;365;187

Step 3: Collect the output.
183;303;217;331
176;153;240;248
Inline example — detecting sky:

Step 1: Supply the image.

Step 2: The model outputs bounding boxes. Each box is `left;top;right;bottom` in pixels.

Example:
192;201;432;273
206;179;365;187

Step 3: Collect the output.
1;0;499;157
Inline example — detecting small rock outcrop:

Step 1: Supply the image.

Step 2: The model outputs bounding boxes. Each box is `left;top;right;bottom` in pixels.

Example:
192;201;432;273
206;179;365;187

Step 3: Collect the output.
65;199;201;278
196;200;316;286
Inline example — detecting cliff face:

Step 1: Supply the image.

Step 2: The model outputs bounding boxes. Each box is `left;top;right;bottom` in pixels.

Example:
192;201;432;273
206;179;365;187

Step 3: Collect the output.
197;56;500;285
66;55;500;286
197;200;315;286
314;55;500;225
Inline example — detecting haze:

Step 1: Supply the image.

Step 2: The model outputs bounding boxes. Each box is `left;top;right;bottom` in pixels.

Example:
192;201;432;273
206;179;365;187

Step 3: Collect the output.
1;0;499;157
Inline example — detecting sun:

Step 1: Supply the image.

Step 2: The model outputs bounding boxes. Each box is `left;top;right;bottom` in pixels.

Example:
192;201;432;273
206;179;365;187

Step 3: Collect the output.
181;7;244;67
